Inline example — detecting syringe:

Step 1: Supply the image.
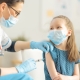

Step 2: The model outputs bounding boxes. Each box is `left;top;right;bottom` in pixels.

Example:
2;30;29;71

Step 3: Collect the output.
35;58;45;62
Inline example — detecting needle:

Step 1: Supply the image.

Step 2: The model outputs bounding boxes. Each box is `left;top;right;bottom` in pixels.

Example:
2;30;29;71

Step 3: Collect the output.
35;58;45;62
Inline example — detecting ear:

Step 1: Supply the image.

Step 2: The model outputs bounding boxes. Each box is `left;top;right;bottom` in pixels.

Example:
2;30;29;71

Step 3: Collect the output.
0;3;7;12
67;29;72;36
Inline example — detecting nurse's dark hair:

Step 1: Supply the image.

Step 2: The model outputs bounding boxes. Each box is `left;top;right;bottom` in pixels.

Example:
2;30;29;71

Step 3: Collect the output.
0;0;24;6
52;15;79;62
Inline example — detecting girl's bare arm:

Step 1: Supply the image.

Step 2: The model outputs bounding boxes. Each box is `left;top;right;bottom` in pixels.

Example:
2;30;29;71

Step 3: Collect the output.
45;53;58;80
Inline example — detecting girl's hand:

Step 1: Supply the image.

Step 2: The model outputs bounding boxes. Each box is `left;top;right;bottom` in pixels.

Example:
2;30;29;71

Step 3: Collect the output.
53;75;60;80
54;73;67;80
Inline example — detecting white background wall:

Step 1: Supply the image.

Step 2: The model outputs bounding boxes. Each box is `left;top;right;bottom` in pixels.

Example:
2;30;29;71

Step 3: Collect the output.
0;0;80;80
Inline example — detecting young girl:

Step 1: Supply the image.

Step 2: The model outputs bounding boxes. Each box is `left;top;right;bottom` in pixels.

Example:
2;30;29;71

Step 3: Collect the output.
43;15;80;80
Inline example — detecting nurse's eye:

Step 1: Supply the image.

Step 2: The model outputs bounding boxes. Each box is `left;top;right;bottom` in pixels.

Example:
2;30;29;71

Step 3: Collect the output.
9;6;20;17
50;27;54;30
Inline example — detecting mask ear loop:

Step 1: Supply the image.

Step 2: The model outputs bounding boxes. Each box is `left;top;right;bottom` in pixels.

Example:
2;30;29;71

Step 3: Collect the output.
7;7;11;17
0;10;4;19
0;12;5;24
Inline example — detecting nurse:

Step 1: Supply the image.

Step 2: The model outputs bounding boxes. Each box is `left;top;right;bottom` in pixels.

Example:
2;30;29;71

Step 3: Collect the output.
0;0;52;80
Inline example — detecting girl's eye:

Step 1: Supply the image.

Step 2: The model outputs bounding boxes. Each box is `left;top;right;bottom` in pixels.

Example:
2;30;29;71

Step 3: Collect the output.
57;26;61;29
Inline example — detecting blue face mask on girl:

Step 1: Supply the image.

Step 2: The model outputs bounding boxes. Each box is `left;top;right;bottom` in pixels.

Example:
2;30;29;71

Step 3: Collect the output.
47;30;68;45
0;8;18;28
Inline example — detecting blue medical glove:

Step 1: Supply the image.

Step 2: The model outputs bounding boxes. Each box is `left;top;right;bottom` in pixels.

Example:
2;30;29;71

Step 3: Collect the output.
15;58;36;73
30;41;53;53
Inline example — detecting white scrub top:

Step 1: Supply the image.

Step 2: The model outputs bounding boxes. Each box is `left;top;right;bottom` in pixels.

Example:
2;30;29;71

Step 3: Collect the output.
0;26;12;55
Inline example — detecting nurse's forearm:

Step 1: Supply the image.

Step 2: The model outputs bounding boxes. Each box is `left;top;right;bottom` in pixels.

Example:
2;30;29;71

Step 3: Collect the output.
45;53;58;80
14;41;30;52
0;67;18;76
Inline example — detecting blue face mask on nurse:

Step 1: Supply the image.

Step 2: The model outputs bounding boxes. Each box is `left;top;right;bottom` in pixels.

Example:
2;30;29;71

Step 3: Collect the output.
0;3;20;28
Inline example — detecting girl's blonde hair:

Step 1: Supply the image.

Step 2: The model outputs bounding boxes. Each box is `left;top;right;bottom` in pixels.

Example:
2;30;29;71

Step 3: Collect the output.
53;15;79;62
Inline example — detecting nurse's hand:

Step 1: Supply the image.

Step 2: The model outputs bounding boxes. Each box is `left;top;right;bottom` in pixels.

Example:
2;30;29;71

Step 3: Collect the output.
15;58;36;73
30;41;53;53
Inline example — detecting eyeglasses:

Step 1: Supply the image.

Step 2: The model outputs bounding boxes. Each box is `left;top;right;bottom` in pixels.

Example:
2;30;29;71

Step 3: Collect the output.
10;6;20;17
